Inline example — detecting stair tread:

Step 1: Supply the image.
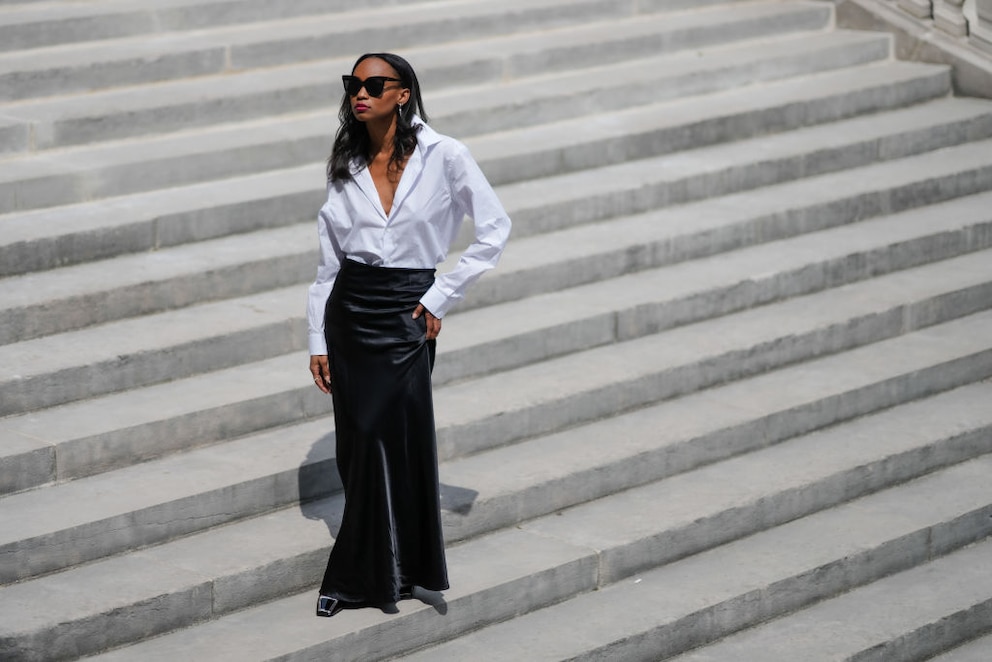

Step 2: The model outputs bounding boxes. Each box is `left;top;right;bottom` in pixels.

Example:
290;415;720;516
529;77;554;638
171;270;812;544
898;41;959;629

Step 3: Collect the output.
499;71;971;231
397;478;992;662
73;439;992;661
0;28;892;181
668;542;992;661
0;0;428;52
0;0;829;105
927;634;992;661
2;94;987;286
0;0;615;70
1;183;989;417
4;103;991;344
1;266;989;580
4;373;991;652
5;359;988;635
0;59;961;277
0;0;989;658
3;207;989;490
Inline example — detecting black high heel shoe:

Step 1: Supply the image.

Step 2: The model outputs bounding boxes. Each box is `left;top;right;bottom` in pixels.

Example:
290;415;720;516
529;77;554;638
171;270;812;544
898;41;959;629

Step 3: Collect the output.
399;585;414;600
316;595;344;618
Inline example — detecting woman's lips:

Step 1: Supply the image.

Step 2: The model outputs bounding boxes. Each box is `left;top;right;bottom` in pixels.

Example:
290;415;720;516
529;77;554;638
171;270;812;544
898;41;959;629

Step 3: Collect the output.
354;104;369;112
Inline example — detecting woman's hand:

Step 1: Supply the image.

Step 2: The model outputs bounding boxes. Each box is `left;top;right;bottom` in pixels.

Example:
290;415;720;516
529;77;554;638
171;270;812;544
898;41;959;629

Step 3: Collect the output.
412;304;441;340
310;355;332;394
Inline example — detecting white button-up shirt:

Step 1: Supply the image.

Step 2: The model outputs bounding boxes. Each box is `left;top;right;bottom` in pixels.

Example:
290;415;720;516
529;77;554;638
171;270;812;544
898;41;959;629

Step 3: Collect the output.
307;118;512;355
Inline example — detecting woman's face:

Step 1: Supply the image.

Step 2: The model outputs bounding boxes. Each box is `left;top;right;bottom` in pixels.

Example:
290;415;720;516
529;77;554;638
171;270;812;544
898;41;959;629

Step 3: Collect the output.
348;57;410;124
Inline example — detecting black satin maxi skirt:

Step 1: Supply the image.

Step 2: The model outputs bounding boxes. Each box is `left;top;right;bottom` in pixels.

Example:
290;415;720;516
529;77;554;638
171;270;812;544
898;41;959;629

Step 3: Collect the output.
319;259;449;606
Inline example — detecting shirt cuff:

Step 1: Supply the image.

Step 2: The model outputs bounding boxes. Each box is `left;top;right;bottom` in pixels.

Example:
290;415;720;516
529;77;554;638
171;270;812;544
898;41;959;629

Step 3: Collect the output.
419;284;452;319
309;332;328;356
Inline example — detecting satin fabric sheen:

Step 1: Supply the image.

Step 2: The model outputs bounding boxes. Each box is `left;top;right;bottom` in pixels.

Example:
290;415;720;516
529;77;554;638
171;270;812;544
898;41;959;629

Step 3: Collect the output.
319;259;449;605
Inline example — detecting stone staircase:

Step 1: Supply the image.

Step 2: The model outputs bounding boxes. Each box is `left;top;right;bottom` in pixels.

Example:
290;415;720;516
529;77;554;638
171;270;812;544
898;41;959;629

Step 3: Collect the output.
1;0;991;659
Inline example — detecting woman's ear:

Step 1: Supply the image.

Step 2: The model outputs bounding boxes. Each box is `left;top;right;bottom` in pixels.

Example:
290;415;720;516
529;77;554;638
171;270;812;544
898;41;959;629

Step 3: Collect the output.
398;88;411;108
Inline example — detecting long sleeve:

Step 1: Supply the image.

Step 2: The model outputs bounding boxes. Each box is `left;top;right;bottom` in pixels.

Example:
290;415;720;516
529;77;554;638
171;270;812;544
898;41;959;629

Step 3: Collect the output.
419;141;511;318
306;201;344;355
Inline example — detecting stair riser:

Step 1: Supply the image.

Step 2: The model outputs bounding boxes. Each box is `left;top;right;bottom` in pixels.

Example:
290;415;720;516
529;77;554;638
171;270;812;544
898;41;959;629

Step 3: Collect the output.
0;452;340;586
480;70;960;187
0;33;887;204
286;552;602;662
235;0;641;71
0;583;215;662
512;146;989;244
497;5;832;81
0;535;600;662
4;224;989;475
0;186;321;280
509;79;965;241
445;374;992;543
850;601;992;662
454;72;948;184
0;0;426;53
0;40;892;223
6;249;989;496
0;251;313;345
8;185;990;352
466;201;992;314
595;426;992;588
438;288;992;460
0;319;306;418
0;48;228;104
0;386;328;496
5;302;990;585
572;507;992;662
0;0;639;102
0;122;27;156
4;211;988;427
3;72;963;280
8;428;991;662
5;109;981;295
443;224;992;386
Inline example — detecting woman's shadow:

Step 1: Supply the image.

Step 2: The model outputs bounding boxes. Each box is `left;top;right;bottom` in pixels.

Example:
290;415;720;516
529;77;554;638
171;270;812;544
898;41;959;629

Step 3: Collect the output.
298;432;476;615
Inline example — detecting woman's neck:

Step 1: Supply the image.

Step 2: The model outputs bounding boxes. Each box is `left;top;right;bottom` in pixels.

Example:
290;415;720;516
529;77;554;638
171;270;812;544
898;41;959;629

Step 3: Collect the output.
366;116;398;160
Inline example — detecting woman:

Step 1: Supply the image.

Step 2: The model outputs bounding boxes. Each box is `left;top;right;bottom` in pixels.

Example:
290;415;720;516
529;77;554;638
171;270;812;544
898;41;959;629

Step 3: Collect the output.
306;52;511;617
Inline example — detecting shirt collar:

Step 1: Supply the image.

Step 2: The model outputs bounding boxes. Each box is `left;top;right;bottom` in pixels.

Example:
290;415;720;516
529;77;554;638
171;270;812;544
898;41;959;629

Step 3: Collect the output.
350;115;441;220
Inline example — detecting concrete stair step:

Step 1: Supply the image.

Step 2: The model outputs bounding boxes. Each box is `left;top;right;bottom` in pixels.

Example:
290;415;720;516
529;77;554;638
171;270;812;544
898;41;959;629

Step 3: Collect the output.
927;634;992;661
0;62;964;282
2;262;990;581
6;101;992;346
0;164;322;280
468;177;992;312
4;210;990;497
0;0;827;103
3;209;989;492
0;354;329;496
431;265;992;460
3;101;987;284
0;29;888;160
0;0;426;53
396;464;992;662
667;541;992;661
438;361;992;547
60;395;992;662
1;171;988;418
468;32;904;184
0;28;888;204
438;213;992;386
0;222;315;345
0;0;637;100
503;82;992;242
0;285;306;418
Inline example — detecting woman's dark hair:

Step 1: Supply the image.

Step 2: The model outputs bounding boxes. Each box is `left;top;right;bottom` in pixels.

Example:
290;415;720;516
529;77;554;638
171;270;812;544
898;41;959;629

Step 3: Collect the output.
327;52;429;181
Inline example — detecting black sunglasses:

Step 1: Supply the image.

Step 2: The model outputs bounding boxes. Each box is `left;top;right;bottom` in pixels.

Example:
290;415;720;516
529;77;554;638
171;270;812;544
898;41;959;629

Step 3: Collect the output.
342;75;402;98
